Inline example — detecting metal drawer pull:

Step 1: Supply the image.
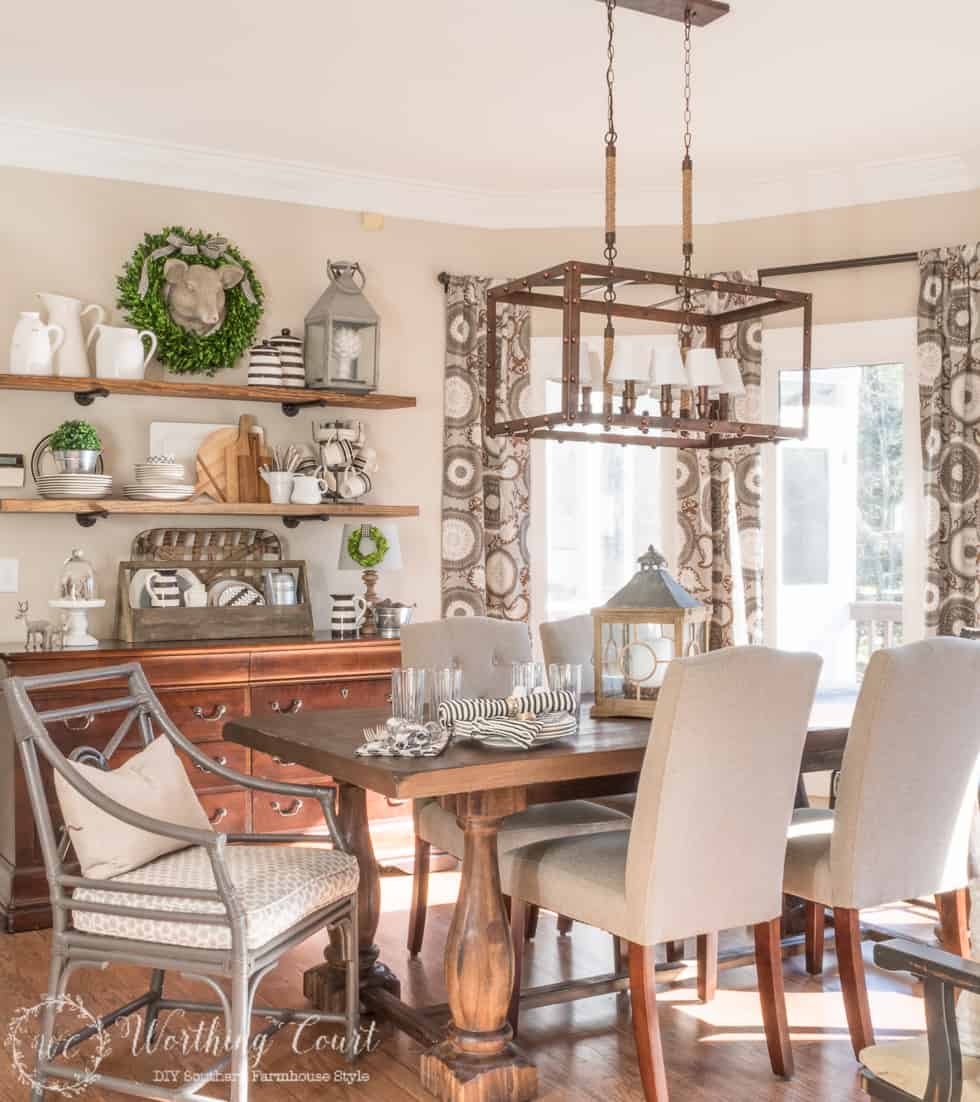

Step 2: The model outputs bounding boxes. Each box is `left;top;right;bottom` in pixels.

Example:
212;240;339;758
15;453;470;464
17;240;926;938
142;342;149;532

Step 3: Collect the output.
271;699;303;716
340;687;350;699
272;755;296;767
192;704;227;722
385;693;393;703
208;807;229;825
62;715;95;732
270;799;304;817
386;798;408;808
194;755;228;772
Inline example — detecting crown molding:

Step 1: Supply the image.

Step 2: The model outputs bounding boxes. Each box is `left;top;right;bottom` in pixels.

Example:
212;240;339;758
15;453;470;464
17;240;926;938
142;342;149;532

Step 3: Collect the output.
0;118;976;230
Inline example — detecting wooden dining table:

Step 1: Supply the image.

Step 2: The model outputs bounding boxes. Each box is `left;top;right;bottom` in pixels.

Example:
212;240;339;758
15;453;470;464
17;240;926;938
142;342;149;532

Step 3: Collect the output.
226;707;849;1102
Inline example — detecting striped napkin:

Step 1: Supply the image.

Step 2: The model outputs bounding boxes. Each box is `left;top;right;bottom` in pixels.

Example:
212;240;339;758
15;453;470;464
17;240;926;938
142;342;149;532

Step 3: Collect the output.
455;711;579;749
438;689;577;727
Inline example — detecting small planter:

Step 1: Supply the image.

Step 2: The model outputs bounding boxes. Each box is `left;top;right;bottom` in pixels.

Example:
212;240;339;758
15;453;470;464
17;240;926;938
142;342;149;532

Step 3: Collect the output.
53;450;102;475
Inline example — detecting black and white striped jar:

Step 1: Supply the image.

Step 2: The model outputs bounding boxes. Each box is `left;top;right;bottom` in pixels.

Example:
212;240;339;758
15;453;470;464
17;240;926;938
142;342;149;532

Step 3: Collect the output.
271;328;305;389
248;341;282;387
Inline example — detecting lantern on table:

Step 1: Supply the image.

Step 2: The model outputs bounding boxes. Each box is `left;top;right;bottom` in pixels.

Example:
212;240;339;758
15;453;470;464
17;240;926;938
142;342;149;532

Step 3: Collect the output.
591;546;705;719
303;260;380;392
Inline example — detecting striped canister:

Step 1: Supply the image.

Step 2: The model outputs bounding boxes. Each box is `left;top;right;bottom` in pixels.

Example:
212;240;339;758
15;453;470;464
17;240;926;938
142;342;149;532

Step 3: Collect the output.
247;341;282;387
271;328;305;388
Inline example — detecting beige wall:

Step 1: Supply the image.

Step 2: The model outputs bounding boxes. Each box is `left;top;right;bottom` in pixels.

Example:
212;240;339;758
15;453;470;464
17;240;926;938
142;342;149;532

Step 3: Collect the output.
1;164;979;643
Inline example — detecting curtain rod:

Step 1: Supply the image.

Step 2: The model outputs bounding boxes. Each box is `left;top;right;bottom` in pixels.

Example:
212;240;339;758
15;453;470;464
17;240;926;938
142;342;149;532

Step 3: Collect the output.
438;252;918;292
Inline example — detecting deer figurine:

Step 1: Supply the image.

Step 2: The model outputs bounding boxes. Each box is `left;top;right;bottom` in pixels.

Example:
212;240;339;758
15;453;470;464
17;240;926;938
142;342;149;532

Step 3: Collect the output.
16;601;51;651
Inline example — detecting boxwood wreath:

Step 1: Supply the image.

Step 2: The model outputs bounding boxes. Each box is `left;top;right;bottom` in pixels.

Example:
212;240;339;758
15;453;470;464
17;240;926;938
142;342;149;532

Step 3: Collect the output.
116;226;264;376
347;526;389;568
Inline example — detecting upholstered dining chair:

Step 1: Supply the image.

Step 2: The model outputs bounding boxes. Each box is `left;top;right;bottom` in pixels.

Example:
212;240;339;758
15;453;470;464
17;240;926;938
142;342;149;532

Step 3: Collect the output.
6;663;361;1102
783;637;980;1059
401;617;631;956
501;646;822;1101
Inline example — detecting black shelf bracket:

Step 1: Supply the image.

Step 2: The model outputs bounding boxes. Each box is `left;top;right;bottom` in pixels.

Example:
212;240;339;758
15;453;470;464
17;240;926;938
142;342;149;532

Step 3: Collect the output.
73;388;110;408
282;514;331;529
281;399;330;418
76;509;109;528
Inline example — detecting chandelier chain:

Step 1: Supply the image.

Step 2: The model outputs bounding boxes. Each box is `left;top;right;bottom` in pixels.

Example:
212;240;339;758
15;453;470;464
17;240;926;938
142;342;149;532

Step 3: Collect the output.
603;0;618;297
681;6;694;327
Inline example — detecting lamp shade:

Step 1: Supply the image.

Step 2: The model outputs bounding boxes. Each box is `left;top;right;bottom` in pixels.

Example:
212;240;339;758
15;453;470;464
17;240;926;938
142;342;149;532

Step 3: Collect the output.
649;335;687;386
607;340;646;383
714;357;745;396
685;347;722;387
579;344;600;386
337;522;403;571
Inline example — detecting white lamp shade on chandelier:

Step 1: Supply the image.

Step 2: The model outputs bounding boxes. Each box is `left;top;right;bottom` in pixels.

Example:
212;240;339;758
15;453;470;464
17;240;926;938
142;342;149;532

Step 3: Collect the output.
606;340;645;383
649;335;687;386
713;356;745;397
336;522;403;572
684;347;722;387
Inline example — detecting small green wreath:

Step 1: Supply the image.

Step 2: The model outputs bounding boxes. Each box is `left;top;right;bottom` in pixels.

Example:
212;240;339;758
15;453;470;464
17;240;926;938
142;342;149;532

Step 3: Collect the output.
347;526;389;568
116;225;264;377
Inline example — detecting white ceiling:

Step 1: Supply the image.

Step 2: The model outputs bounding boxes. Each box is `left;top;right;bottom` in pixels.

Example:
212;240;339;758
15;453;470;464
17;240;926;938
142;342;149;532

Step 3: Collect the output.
2;0;979;227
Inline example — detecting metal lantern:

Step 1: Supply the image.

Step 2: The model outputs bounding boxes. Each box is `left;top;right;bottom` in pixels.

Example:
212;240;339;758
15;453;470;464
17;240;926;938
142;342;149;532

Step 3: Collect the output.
592;546;706;719
304;260;380;392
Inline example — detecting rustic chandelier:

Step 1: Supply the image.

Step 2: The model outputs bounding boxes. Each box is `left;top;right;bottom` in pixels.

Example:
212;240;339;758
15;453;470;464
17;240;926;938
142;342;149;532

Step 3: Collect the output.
486;0;812;449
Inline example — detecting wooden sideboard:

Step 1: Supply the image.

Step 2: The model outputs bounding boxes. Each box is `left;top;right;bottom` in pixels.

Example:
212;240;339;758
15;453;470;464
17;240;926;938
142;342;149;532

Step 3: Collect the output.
0;634;406;933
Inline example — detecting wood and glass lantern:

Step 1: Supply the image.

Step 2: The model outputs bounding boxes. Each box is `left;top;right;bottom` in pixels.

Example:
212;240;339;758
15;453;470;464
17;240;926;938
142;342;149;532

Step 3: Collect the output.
592;545;705;719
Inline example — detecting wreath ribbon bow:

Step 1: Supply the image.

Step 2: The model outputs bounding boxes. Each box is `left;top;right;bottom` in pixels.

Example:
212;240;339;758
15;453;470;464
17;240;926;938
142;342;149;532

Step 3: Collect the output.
138;232;258;304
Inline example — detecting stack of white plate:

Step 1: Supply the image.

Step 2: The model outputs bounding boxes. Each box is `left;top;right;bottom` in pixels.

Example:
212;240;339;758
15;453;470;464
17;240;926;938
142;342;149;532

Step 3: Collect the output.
125;458;195;502
37;474;113;500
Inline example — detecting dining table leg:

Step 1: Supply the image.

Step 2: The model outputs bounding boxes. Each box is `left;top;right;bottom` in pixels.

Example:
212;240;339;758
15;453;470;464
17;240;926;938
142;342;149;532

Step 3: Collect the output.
304;781;400;1012
420;787;538;1102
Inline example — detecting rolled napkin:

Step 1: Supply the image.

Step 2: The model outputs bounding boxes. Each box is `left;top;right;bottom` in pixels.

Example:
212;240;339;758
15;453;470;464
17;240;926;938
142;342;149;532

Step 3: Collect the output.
356;718;450;759
439;689;576;728
456;711;579;747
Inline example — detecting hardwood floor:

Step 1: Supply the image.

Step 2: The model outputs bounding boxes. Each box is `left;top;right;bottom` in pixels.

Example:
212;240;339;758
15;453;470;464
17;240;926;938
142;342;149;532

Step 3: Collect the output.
0;873;934;1102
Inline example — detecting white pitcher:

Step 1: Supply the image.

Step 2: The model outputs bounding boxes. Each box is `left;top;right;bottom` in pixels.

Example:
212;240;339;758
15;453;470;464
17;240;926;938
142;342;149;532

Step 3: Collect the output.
9;311;64;375
87;324;157;380
37;293;105;378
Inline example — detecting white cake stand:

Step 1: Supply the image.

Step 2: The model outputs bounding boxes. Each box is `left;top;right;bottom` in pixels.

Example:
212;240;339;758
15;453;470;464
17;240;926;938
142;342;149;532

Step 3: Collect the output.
49;599;106;648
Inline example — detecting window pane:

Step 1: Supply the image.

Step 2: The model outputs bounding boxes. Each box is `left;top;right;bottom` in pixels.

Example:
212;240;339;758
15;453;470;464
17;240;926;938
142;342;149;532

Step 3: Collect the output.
777;363;904;691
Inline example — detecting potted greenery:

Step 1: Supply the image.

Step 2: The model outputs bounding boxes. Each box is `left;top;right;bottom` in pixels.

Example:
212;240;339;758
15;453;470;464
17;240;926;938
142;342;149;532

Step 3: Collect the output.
49;420;102;474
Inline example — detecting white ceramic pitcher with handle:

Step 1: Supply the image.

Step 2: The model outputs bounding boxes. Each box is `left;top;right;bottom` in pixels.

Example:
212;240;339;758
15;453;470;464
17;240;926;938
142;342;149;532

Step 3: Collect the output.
87;324;158;380
37;293;105;378
9;312;64;375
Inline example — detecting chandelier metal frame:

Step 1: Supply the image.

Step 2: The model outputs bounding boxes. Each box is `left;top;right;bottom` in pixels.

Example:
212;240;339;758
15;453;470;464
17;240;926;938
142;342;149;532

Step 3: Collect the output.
486;0;812;450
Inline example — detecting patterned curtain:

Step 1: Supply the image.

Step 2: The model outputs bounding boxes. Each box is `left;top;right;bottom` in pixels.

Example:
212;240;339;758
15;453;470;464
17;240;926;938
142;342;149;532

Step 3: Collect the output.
675;270;764;649
919;245;980;636
441;275;531;621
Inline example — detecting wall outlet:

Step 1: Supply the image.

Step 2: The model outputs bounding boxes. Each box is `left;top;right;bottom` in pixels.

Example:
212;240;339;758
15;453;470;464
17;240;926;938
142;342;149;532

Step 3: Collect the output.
0;559;19;593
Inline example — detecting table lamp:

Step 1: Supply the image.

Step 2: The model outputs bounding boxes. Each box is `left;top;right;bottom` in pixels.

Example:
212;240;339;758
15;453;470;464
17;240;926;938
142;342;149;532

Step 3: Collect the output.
337;522;403;637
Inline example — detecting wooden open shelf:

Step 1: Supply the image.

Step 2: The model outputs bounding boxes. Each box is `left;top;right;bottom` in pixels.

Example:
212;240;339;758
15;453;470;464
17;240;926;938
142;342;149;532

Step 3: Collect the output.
0;498;419;529
0;374;416;417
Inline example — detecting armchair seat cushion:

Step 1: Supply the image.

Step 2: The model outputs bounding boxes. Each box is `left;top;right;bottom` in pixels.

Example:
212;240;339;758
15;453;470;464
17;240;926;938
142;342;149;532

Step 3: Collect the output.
783;810;834;905
72;844;359;951
861;1037;980;1100
417;799;630;859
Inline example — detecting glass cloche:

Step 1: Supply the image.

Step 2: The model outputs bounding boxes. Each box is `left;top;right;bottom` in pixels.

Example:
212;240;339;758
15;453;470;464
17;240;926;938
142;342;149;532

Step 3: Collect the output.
59;548;97;602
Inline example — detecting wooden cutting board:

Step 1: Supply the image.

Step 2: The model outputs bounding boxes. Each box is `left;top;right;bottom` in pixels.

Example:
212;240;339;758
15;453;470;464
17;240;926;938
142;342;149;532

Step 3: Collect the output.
194;426;241;502
225;415;257;503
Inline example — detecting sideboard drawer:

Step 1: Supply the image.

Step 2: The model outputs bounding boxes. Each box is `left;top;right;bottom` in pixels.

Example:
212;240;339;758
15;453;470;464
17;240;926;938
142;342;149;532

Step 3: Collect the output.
252;791;330;834
251;749;332;785
250;641;399;683
114;740;251;792
158;686;250;742
26;688;140;752
199;790;250;833
250;678;389;717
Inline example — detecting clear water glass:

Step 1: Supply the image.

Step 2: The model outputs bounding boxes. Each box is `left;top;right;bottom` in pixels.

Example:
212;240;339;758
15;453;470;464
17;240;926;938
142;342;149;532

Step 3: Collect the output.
430;666;463;721
548;662;583;720
391;667;427;725
511;661;545;697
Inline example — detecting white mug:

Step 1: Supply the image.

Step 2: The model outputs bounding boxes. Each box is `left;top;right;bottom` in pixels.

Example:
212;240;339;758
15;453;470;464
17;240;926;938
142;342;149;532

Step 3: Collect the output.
261;470;295;505
291;474;329;505
320;438;357;469
338;468;372;500
147;570;181;608
184;583;208;608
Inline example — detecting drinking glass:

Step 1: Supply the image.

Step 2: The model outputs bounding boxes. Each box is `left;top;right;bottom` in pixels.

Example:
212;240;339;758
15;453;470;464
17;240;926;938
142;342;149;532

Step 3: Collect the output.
511;661;545;698
430;666;463;722
548;662;583;720
391;667;427;725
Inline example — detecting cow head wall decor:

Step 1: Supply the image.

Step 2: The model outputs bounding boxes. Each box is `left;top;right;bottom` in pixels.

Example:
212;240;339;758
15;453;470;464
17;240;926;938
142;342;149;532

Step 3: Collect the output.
163;258;245;336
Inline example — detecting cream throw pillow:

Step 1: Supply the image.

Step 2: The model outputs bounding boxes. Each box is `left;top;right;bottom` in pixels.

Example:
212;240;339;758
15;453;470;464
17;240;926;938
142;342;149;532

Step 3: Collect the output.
54;736;213;881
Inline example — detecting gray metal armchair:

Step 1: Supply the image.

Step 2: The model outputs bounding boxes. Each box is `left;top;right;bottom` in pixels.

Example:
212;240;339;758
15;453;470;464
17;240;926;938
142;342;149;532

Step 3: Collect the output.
861;939;980;1102
5;663;361;1102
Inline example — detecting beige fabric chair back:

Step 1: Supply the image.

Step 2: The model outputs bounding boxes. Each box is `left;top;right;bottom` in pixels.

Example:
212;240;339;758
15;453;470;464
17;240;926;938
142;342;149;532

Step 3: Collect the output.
626;646;821;944
540;615;594;670
400;617;531;698
830;638;980;909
